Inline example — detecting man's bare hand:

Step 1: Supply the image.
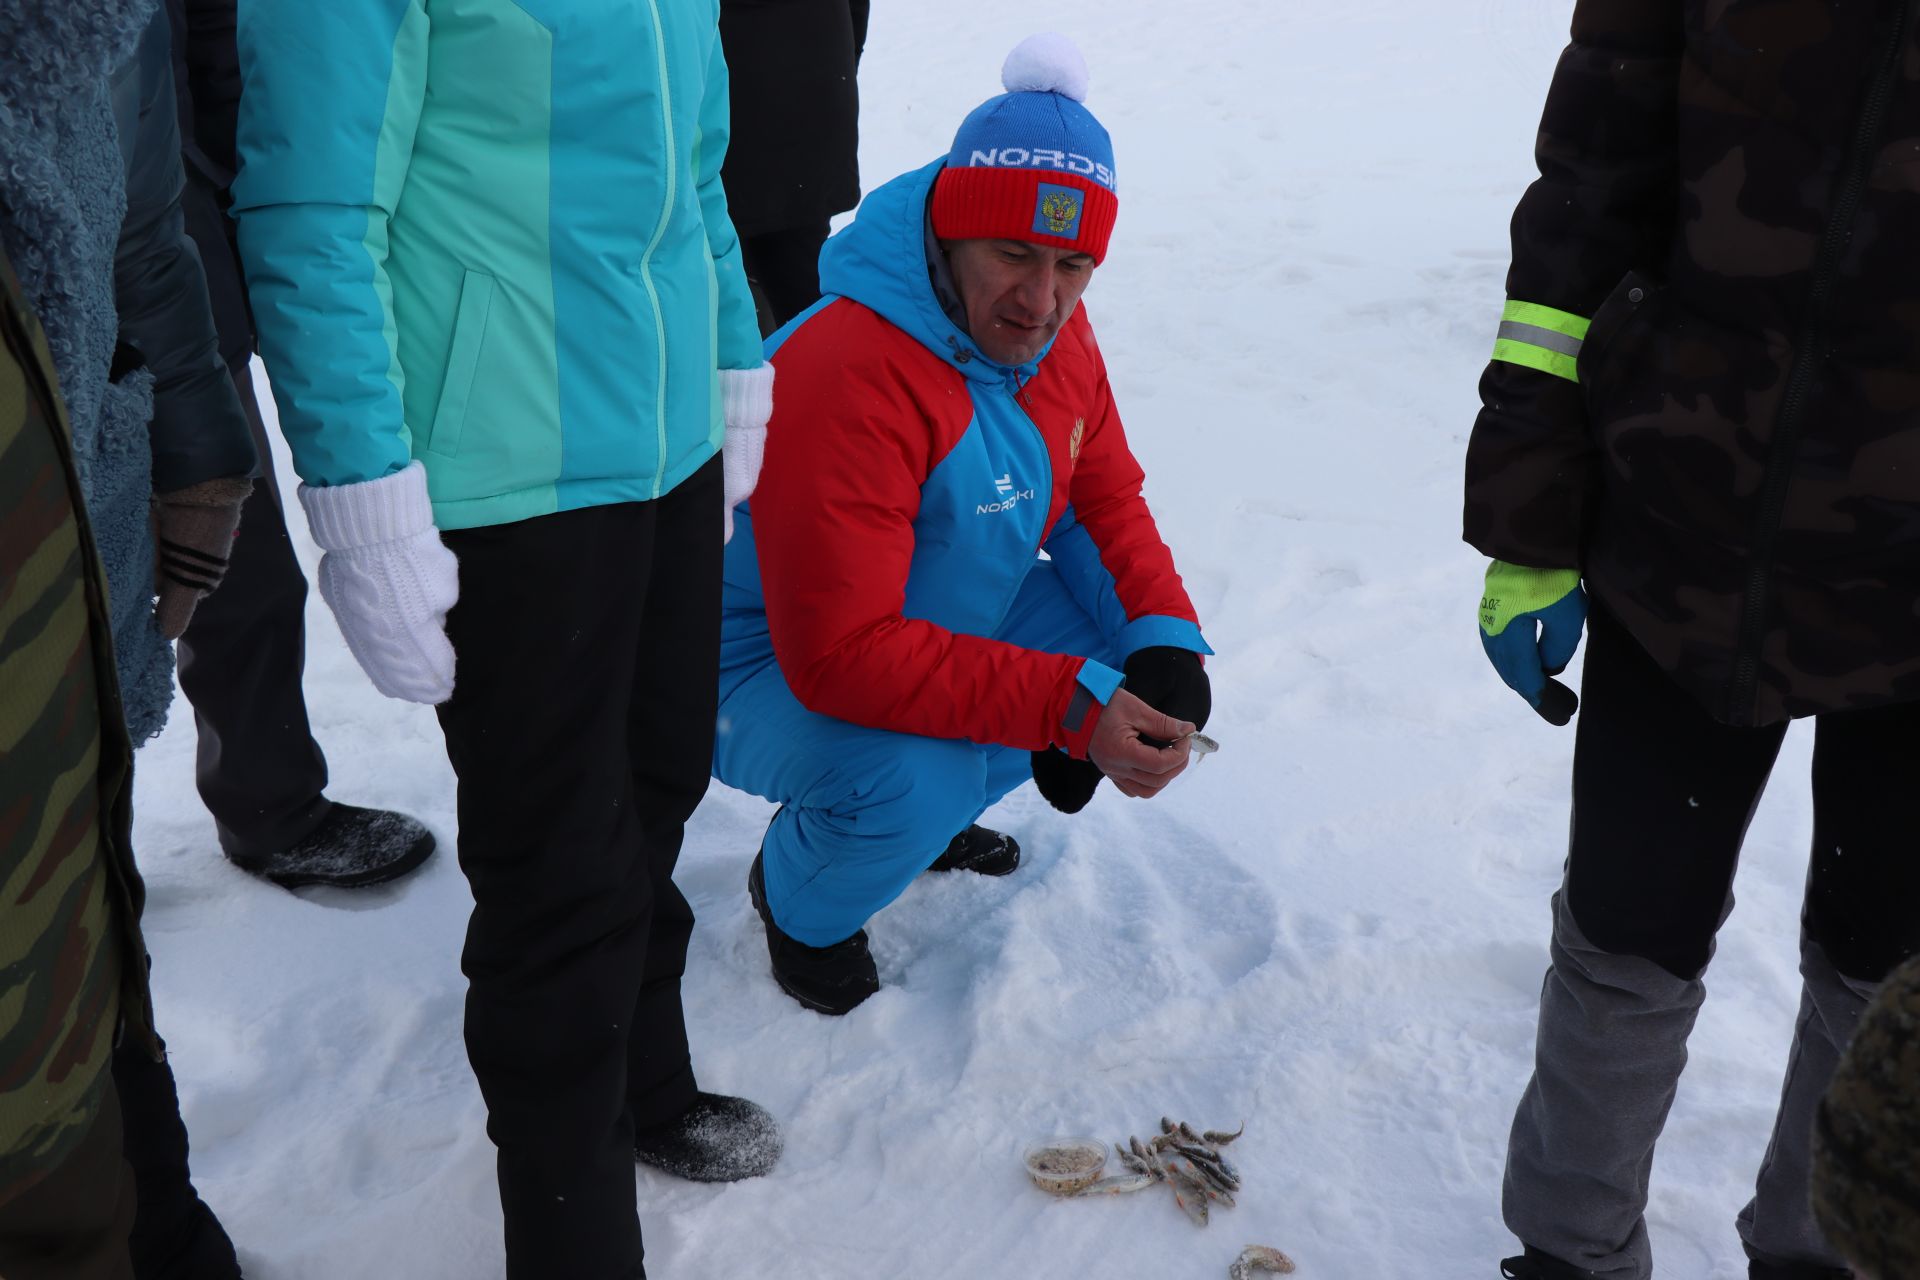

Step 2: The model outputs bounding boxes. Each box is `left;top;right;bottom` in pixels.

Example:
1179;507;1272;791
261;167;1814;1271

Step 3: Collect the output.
1087;689;1196;799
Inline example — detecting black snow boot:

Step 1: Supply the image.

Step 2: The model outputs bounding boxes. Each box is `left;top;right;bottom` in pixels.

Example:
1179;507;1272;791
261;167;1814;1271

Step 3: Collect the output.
633;1092;783;1182
926;824;1021;876
1500;1248;1598;1279
747;853;879;1015
1748;1262;1852;1279
230;803;435;889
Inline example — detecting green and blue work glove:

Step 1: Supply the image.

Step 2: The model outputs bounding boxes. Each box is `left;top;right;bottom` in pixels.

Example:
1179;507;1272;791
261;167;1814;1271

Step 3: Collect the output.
1479;560;1586;725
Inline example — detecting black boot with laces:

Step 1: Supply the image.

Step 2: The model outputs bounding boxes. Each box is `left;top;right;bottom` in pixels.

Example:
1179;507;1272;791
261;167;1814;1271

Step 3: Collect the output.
1499;1248;1599;1280
1747;1261;1852;1279
926;824;1021;876
747;852;879;1015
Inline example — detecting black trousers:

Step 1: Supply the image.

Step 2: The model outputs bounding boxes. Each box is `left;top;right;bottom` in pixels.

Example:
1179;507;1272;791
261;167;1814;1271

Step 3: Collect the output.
741;223;830;337
175;364;331;860
109;759;239;1280
435;458;723;1280
1567;603;1920;984
0;1077;134;1280
111;1036;239;1280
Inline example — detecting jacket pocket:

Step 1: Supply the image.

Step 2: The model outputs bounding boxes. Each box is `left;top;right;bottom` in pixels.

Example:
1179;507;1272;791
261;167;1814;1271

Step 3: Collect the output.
1580;269;1663;425
425;270;495;460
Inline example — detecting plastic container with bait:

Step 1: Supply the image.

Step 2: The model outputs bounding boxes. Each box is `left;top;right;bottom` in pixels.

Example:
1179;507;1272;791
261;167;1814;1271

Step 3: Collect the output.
1023;1138;1108;1196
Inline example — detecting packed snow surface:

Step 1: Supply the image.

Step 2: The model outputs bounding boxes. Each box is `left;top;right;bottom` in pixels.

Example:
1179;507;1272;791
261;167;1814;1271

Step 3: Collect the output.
133;2;1823;1276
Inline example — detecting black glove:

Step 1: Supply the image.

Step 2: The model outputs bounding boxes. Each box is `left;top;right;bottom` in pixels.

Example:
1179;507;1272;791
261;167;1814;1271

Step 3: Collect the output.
1031;747;1103;814
1030;648;1211;813
1122;647;1210;746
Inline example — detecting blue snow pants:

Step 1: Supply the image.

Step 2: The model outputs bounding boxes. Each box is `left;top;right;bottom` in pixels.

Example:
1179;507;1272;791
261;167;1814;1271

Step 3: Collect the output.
713;561;1121;946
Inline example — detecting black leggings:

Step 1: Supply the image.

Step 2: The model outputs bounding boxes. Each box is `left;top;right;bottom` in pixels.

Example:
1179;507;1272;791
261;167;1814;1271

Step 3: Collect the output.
741;222;830;336
1567;602;1920;982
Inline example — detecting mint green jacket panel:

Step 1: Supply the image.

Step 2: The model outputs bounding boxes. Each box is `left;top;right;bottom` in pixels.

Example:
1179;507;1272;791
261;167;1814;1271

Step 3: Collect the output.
231;0;762;530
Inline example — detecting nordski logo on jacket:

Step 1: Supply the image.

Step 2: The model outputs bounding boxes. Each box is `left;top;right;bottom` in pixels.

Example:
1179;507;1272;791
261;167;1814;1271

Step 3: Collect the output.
979;474;1036;515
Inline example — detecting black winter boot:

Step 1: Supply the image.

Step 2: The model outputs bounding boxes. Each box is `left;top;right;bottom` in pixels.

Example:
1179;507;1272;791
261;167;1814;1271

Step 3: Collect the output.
633;1092;782;1182
1748;1262;1851;1279
230;803;434;889
1499;1247;1597;1279
926;824;1021;876
747;853;879;1015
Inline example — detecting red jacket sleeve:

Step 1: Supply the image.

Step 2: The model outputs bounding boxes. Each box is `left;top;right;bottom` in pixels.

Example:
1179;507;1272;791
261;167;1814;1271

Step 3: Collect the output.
753;305;1105;754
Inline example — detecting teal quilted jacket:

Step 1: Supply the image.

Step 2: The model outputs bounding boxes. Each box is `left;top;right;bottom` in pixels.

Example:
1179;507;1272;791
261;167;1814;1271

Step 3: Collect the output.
233;0;762;529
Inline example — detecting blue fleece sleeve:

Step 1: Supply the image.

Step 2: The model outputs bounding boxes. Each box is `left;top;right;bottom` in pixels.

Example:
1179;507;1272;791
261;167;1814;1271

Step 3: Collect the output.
230;0;427;488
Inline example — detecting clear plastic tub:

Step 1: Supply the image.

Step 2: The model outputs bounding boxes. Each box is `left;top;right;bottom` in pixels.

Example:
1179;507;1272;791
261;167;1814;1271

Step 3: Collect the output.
1023;1138;1109;1196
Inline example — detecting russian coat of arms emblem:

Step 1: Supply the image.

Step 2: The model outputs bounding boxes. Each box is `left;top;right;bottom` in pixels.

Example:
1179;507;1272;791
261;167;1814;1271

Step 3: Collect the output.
1040;190;1081;235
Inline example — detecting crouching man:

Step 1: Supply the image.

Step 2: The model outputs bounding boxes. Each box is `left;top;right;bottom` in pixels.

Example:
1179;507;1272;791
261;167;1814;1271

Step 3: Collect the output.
714;35;1215;1015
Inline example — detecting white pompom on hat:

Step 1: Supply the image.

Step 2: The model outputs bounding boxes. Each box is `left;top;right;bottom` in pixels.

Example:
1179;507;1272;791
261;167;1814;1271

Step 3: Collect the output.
1000;32;1090;103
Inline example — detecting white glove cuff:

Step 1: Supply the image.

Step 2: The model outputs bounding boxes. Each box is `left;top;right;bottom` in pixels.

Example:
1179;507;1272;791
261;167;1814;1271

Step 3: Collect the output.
299;460;438;553
720;364;775;433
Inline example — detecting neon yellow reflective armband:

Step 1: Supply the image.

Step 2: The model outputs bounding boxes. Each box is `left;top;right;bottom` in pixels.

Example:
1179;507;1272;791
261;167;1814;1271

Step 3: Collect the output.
1490;300;1590;384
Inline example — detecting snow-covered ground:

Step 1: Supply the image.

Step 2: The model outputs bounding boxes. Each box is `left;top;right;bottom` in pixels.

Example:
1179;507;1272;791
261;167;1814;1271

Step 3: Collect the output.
131;3;1825;1276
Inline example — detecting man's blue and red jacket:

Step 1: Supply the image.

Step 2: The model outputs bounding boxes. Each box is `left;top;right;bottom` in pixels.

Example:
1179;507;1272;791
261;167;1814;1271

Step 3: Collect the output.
719;157;1210;757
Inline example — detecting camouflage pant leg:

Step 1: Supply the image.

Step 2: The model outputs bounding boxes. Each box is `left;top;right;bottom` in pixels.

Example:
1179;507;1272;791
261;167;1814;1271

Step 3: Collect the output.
0;1074;135;1280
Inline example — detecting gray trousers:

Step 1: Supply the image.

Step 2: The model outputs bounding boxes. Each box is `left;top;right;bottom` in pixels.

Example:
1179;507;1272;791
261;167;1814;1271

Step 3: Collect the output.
1506;896;1873;1277
1503;605;1920;1277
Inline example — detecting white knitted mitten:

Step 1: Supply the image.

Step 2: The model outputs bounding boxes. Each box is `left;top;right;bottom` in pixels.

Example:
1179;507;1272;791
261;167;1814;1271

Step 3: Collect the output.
720;364;775;543
298;461;460;704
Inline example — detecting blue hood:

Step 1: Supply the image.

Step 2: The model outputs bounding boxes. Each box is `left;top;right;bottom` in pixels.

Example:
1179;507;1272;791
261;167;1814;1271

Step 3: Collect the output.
816;158;1051;388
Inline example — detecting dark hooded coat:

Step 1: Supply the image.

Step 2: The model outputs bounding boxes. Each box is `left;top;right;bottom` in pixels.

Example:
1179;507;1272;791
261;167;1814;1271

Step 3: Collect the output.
1465;0;1920;727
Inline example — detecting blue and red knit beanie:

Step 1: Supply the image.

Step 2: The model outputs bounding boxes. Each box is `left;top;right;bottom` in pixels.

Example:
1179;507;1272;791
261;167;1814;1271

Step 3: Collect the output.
931;34;1118;264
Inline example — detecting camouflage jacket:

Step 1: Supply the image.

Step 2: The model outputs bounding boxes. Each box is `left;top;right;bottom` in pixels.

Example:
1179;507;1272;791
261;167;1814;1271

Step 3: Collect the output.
1464;0;1920;726
0;250;153;1204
